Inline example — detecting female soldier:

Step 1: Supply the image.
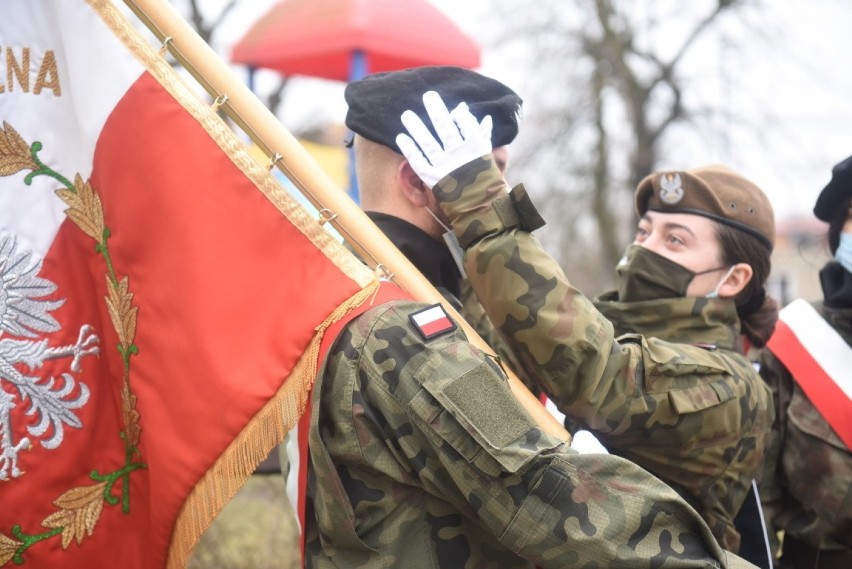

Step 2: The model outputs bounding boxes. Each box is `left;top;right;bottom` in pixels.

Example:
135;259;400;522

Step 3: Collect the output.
396;91;776;554
758;155;852;568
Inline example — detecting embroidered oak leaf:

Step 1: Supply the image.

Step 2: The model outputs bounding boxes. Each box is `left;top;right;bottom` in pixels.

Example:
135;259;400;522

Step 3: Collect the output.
0;121;37;177
0;533;22;565
42;481;108;549
122;387;142;447
56;175;106;242
106;275;138;350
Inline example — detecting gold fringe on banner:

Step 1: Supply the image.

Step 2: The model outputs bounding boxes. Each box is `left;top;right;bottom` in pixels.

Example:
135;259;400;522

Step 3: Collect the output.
119;0;572;457
87;2;378;567
166;280;380;568
88;2;570;563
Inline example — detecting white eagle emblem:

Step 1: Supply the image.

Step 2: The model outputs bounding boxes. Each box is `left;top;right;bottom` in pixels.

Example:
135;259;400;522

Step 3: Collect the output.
0;232;99;480
659;173;684;205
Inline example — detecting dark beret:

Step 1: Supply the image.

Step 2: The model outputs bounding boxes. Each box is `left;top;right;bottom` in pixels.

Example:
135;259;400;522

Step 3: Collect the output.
344;66;522;154
814;154;852;223
635;165;775;250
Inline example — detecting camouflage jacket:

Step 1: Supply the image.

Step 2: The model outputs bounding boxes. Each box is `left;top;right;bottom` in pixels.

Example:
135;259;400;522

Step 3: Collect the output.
365;211;537;395
757;298;852;556
306;298;756;568
431;156;773;553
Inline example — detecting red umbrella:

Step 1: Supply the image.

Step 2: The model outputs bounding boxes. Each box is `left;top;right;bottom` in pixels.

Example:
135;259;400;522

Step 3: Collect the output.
230;0;480;81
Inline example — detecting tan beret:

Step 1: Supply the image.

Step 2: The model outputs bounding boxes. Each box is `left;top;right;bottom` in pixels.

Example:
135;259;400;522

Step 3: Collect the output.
635;165;775;249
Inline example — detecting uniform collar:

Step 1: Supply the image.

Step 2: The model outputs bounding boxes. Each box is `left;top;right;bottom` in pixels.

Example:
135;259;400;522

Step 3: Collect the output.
593;292;741;351
366;211;461;298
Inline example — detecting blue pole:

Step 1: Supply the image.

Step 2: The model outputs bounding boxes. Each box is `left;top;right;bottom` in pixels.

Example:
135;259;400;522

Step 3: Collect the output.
246;65;256;93
347;50;367;203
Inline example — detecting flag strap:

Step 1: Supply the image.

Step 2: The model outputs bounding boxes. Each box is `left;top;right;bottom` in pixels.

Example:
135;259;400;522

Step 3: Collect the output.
766;299;852;449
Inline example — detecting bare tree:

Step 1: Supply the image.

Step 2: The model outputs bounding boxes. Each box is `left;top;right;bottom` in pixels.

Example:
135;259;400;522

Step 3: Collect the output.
185;0;237;45
484;0;755;292
177;0;290;117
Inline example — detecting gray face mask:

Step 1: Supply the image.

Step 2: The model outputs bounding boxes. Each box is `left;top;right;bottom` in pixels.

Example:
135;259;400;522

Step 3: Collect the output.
424;205;466;278
615;244;726;302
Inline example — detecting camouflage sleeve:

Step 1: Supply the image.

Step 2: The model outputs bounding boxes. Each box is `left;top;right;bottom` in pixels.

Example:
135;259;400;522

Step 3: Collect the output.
755;349;787;557
459;278;541;396
315;301;751;567
431;156;637;432
432;156;766;439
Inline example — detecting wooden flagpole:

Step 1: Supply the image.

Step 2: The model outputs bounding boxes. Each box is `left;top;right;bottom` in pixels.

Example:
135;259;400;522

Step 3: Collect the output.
122;0;569;442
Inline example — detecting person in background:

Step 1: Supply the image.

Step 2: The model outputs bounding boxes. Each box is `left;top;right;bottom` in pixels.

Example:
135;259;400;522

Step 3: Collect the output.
757;155;852;568
397;89;776;555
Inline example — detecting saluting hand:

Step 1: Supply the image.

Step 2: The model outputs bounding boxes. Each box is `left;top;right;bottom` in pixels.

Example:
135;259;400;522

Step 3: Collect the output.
396;91;493;189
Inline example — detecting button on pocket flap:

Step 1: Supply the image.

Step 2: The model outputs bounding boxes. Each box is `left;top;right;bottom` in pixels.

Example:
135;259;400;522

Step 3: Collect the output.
669;380;736;414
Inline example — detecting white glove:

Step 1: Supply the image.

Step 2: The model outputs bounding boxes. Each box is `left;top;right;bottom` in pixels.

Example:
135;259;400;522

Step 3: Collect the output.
395;91;493;189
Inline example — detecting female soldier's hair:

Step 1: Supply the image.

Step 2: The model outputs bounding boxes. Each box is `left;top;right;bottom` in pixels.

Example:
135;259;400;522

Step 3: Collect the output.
715;223;779;348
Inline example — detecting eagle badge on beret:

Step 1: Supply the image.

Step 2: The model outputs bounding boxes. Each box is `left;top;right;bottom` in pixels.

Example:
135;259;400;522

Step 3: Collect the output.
659;173;684;205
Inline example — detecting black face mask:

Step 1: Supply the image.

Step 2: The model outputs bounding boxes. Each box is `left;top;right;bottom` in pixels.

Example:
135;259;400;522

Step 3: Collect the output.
615;244;725;303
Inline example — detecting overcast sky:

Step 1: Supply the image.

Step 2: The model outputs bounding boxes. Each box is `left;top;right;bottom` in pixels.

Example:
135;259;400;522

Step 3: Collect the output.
213;0;852;222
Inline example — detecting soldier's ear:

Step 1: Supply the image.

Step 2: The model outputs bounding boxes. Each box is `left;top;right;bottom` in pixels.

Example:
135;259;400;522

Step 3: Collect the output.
398;160;430;207
718;262;753;298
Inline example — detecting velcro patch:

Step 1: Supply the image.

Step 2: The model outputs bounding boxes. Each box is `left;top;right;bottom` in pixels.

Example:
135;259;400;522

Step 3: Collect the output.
409;304;456;341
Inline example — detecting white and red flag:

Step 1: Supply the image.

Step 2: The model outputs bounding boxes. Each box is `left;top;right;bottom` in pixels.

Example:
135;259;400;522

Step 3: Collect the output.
0;1;376;567
767;298;852;448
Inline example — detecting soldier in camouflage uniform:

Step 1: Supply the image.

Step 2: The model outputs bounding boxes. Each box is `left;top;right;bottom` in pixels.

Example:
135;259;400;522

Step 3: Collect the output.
757;156;852;568
343;67;533;394
396;91;776;555
305;71;758;567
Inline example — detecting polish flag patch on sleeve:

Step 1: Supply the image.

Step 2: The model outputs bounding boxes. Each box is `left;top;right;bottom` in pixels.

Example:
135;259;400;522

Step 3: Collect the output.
410;304;457;340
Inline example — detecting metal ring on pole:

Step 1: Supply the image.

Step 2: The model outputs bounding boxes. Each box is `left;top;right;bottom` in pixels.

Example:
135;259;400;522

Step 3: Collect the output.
317;208;339;226
374;264;394;282
211;94;229;111
158;36;172;57
268;152;282;172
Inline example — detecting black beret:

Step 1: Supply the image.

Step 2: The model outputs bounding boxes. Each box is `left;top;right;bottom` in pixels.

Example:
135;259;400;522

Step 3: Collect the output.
814;154;852;222
344;66;522;154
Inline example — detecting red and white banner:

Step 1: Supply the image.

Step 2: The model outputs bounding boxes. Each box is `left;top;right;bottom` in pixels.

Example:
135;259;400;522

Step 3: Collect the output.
0;1;374;567
767;298;852;448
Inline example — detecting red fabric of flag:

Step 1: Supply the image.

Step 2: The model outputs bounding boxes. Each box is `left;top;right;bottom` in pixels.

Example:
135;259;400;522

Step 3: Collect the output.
0;2;373;567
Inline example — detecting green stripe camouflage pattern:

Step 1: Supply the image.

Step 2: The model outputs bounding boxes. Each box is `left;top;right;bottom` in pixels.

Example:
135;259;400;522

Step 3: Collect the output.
307;299;756;568
431;155;773;553
458;278;543;397
757;300;852;558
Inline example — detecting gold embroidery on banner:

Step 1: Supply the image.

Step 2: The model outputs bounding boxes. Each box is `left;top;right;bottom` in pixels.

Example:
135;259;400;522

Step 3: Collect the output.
0;121;37;176
105;274;142;447
0;47;61;96
84;2;378;567
42;482;109;549
0;119;145;565
34;50;62;96
5;47;30;92
55;175;106;242
0;535;22;566
56;174;144;463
